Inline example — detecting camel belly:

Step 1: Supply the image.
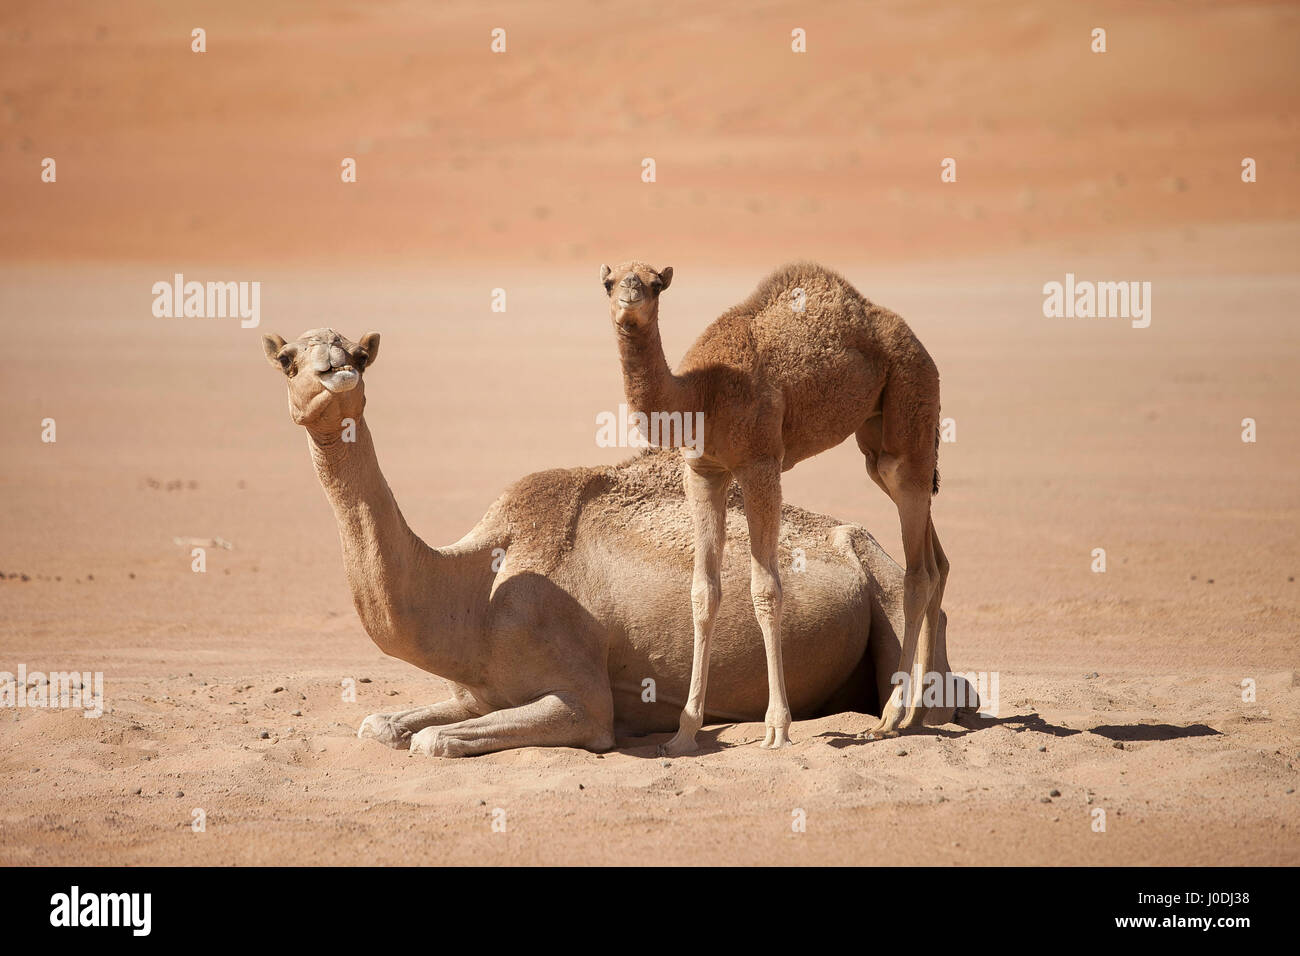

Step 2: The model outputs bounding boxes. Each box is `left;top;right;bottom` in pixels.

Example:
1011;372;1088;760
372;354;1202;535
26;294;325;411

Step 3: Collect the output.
600;546;871;733
775;355;883;469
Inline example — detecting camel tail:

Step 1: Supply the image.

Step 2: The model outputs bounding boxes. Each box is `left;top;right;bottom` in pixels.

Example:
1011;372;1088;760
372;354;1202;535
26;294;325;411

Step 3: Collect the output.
932;425;941;496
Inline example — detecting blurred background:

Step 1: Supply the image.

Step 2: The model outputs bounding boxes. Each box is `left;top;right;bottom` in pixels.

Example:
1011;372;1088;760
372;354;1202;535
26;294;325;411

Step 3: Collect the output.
3;0;1297;269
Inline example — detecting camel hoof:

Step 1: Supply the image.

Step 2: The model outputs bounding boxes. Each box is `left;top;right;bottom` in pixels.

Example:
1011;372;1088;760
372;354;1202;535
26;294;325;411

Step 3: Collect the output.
897;710;927;730
416;728;452;759
658;732;699;757
410;726;461;757
864;716;900;740
761;726;793;748
358;713;411;749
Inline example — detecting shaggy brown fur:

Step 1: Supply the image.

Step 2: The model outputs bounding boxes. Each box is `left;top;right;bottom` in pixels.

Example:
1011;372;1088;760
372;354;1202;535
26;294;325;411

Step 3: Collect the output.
601;260;950;753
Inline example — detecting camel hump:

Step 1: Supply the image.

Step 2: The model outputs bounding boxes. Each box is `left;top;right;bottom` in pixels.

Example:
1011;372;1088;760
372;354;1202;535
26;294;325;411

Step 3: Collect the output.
498;466;612;571
682;263;872;372
832;524;900;588
745;262;868;316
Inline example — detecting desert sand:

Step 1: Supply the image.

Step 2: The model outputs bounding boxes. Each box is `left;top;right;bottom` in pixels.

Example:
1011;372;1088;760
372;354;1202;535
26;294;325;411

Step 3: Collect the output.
1;1;1297;865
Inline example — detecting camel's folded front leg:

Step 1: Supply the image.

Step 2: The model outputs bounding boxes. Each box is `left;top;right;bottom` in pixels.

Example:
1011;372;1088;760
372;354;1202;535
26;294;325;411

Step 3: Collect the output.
358;698;479;749
409;693;613;758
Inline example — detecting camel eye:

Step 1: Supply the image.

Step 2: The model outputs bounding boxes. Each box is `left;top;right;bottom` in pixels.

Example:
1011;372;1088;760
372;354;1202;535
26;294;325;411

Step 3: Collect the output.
279;352;295;375
604;280;614;295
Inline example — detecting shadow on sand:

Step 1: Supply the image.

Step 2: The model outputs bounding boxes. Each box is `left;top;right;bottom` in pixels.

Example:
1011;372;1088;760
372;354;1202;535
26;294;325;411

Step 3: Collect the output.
618;712;1221;756
812;711;1221;750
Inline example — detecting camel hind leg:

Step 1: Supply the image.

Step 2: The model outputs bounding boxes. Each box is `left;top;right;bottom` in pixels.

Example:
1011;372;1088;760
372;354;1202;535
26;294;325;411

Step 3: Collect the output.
921;518;952;724
888;515;951;728
873;482;938;734
856;395;943;735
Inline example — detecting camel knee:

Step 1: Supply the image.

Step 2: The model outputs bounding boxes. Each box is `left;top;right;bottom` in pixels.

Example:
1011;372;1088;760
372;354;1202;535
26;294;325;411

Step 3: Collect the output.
931;527;950;587
553;694;615;752
585;725;616;752
902;565;938;617
691;575;721;621
749;563;783;619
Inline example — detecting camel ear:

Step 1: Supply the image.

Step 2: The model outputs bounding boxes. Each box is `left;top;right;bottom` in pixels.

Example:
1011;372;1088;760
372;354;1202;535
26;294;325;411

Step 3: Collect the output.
262;334;291;371
357;332;380;369
600;264;612;290
657;266;673;292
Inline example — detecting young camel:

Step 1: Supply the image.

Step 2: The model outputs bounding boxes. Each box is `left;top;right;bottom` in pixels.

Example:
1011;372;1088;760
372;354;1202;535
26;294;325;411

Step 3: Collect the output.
262;328;970;757
602;261;947;755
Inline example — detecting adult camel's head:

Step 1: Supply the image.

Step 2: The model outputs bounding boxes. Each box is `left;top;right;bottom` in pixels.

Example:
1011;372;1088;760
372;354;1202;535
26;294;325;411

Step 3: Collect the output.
600;261;672;336
262;328;380;430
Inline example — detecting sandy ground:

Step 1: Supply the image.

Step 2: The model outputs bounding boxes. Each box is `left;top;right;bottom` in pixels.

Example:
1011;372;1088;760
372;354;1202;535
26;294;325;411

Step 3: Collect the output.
1;1;1298;865
1;262;1296;865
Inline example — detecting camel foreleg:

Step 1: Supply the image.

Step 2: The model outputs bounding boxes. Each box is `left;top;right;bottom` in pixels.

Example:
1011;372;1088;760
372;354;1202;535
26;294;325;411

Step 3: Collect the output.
409;692;613;757
358;697;479;749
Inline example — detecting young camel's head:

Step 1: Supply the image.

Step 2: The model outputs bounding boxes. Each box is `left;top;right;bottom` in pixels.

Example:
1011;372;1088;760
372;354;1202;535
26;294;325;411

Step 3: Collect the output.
600;261;672;335
262;328;380;431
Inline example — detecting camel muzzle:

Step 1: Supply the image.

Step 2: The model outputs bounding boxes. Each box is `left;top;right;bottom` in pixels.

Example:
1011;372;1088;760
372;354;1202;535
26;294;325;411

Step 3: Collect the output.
319;368;359;393
616;274;647;309
309;342;360;392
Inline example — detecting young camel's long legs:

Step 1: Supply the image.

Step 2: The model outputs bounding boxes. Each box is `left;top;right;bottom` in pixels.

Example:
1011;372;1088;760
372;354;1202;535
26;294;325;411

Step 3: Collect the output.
906;518;949;727
869;465;941;735
858;400;944;735
659;461;731;756
734;458;792;748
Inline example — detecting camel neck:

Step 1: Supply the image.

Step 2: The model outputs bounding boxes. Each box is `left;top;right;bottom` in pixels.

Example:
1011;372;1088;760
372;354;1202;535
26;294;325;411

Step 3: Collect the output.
307;418;438;661
617;322;685;416
308;417;409;532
